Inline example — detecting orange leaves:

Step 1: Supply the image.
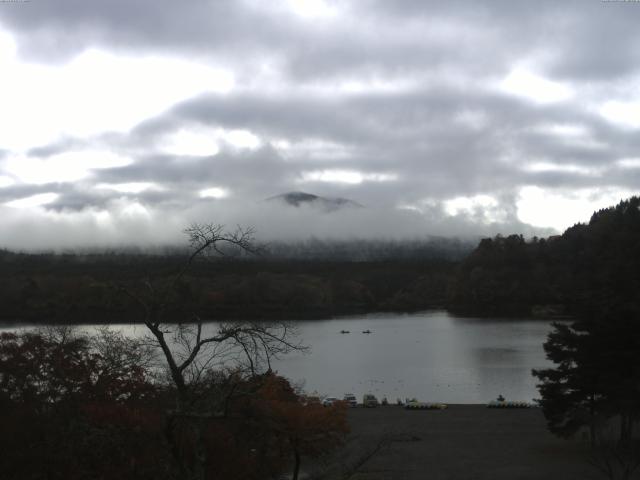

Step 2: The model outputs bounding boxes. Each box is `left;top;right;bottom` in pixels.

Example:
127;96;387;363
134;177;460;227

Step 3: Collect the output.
0;330;155;408
251;373;350;457
0;332;347;479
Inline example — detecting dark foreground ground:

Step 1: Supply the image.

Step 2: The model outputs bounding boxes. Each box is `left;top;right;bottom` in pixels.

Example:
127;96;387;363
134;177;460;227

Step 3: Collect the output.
310;405;606;480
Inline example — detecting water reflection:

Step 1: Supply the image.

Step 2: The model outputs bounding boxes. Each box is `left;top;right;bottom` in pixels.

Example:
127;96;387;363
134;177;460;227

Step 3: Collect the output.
269;311;555;403
0;310;557;404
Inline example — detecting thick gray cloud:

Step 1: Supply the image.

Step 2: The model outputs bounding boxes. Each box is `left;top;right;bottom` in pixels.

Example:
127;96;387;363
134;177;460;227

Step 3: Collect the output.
0;0;284;62
4;0;639;82
0;0;639;249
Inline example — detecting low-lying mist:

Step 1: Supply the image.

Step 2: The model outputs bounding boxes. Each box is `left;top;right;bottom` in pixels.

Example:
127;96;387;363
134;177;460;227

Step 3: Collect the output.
0;197;554;252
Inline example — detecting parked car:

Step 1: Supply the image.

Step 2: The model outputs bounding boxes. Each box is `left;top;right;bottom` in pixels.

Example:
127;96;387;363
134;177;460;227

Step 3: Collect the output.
322;396;339;406
362;393;379;408
343;393;358;407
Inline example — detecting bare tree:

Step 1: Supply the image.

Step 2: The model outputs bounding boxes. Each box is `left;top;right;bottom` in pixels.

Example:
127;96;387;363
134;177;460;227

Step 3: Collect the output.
117;223;305;480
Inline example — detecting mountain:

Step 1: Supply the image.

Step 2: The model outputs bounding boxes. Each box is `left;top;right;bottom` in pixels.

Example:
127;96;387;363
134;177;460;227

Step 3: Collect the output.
265;191;363;211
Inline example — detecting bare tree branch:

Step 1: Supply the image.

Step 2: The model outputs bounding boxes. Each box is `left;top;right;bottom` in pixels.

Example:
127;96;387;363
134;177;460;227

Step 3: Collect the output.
113;223;305;480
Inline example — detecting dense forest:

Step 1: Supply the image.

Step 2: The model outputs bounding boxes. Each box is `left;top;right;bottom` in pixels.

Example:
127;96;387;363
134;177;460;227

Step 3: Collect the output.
449;196;640;317
0;249;457;324
1;197;638;323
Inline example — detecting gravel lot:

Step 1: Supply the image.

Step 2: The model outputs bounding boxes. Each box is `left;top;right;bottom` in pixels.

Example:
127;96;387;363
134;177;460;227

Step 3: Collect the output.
310;405;605;480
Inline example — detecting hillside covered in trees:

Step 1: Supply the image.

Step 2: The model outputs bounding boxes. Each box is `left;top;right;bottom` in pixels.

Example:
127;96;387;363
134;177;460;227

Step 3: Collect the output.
0;251;457;324
449;196;640;317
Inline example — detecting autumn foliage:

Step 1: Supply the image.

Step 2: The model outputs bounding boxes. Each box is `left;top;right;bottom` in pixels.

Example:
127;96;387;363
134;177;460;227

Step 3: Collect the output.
0;329;164;479
0;329;348;479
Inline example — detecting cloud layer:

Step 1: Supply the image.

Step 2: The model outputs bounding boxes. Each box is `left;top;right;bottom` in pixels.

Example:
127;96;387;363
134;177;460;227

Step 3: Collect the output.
0;0;639;249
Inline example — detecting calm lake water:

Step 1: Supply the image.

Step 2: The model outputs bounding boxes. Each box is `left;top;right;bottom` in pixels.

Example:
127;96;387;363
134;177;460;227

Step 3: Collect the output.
1;310;558;404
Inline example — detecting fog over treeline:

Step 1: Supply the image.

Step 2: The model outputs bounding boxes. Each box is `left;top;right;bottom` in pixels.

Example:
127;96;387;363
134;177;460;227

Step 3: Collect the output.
0;237;475;263
0;198;553;252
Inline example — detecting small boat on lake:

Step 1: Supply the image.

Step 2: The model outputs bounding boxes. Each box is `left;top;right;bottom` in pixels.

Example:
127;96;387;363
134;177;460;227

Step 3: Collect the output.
362;330;371;334
340;330;350;334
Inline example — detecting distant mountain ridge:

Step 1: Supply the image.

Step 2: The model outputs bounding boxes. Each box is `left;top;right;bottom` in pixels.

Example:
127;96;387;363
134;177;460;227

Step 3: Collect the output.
266;191;363;211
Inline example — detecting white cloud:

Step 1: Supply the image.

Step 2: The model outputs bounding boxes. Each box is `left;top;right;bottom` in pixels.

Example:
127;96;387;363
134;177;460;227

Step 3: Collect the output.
500;68;573;104
0;176;15;188
0;197;181;250
0;38;235;151
524;162;602;176
331;77;416;95
0;29;16;65
120;201;151;218
5;151;131;184
161;129;221;157
299;169;397;184
535;123;588;137
160;128;260;156
222;129;261;150
443;194;507;223
5;193;59;209
285;0;338;18
599;100;640;129
516;186;634;232
199;187;228;199
95;182;163;194
617;158;640;169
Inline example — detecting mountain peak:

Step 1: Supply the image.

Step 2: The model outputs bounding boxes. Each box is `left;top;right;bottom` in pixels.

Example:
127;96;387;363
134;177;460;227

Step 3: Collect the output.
266;191;363;211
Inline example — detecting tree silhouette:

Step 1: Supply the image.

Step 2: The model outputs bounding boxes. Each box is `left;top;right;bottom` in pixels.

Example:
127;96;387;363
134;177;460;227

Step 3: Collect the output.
116;223;306;480
0;328;162;480
533;306;640;479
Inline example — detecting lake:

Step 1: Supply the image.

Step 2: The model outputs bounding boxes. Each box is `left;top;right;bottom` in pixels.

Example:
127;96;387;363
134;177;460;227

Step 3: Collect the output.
0;310;558;404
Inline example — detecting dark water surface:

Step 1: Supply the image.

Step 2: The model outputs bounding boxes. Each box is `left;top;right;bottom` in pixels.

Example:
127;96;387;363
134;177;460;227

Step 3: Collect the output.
1;310;556;403
271;311;554;403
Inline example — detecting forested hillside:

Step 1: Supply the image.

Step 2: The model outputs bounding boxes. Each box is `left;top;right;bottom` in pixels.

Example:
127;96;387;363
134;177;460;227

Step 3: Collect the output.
448;196;640;317
0;252;455;323
2;197;638;323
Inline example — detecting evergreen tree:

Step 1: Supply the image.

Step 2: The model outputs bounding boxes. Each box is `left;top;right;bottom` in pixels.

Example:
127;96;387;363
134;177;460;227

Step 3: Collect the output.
533;305;640;443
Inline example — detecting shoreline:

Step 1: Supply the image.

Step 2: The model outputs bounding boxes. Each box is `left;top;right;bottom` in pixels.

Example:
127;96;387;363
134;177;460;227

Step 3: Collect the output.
0;306;569;327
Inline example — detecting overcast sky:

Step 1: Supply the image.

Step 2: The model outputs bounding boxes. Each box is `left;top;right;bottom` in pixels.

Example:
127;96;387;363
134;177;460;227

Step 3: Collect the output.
1;0;639;249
